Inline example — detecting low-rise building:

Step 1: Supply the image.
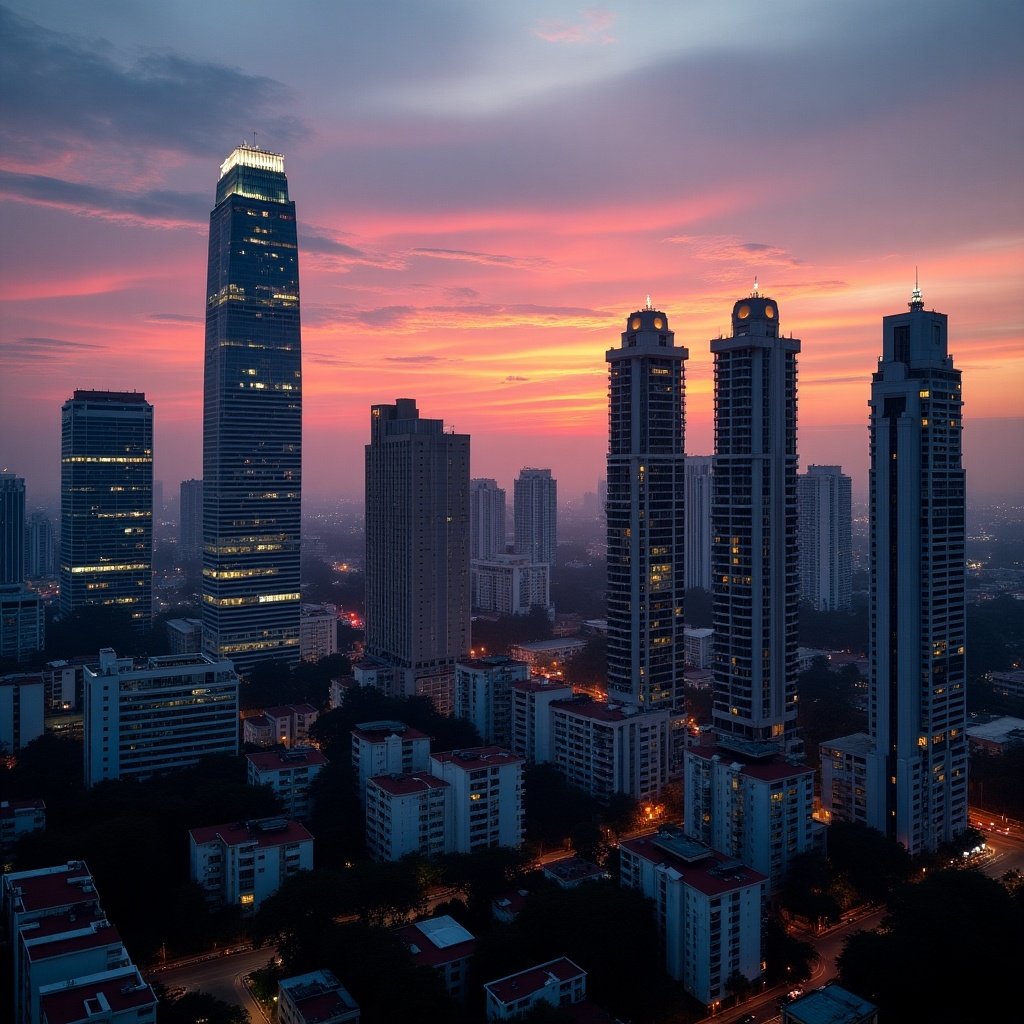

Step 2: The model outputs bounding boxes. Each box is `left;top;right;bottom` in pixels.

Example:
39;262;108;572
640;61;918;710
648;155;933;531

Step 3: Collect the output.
83;649;239;786
782;983;878;1024
1;798;46;855
484;958;587;1021
246;747;328;820
472;554;552;618
454;656;530;747
819;733;877;828
550;696;670;801
0;672;45;752
508;637;586;670
394;915;477;1000
301;604;339;663
509;677;572;763
189;817;313;912
683;628;714;669
38;965;156;1024
0;584;45;663
352;720;431;802
365;772;451;861
990;669;1024;701
42;659;83;713
243;703;319;749
278;969;360;1024
165;617;202;655
329;675;357;709
619;828;766;1009
541;856;609;889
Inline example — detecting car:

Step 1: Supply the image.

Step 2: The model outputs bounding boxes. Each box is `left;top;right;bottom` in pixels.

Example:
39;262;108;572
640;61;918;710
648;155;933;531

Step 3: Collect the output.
739;1015;756;1023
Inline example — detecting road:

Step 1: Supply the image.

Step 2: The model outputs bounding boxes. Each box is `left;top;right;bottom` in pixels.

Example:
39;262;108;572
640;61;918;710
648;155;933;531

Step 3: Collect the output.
146;946;276;1022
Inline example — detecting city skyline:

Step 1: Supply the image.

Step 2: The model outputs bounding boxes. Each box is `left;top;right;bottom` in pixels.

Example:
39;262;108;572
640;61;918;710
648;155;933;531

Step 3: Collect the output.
1;2;1022;509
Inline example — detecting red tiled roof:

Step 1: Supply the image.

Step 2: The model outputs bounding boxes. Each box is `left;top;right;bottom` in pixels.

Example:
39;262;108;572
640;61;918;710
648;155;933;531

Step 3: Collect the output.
25;920;121;962
620;835;767;897
291;990;354;1023
246;748;328;771
39;971;155;1024
686;743;814;782
351;723;429;742
394;919;477;967
431;746;523;769
369;771;449;796
264;703;318;718
512;678;573;694
189;819;313;848
485;957;585;1005
550;698;639;722
5;866;98;914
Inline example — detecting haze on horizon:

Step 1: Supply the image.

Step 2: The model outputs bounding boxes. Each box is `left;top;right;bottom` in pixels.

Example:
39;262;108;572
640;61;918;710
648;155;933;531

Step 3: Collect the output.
1;1;1022;510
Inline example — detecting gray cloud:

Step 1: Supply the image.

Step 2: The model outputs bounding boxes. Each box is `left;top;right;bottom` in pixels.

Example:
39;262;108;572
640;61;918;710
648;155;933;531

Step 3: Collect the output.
505;375;529;382
411;247;552;270
147;312;203;324
385;355;447;363
4;336;104;362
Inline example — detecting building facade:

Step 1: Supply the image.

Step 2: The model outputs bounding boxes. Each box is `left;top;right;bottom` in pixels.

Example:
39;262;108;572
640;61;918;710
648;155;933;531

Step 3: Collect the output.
471;553;552;618
513;468;556;565
278;970;360;1024
246;747;327;820
0;673;44;752
202;144;302;675
365;771;452;860
83;649;239;786
470;478;506;560
454;655;530;747
0;587;45;664
509;677;573;764
300;603;338;662
351;720;432;801
484;958;586;1021
364;398;470;713
26;512;56;580
60;390;153;624
179;478;203;560
709;292;800;754
863;287;968;854
606;301;688;710
242;702;318;748
797;465;852;611
1;471;25;585
684;455;713;592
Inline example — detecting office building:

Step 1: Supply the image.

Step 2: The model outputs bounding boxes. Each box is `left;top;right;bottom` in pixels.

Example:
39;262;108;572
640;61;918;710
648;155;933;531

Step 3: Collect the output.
202;144;302;674
179;478;203;559
59;390;153;624
246;747;327;820
83;648;239;786
26;511;56;579
278;971;360;1024
685;455;713;591
454;655;530;747
190;816;313;911
824;287;968;855
472;553;552;618
0;673;44;751
550;696;670;801
709;290;800;754
513;468;556;565
1;471;25;584
0;586;45;663
619;828;766;1008
364;398;470;713
606;300;688;710
797;465;852;611
470;478;506;560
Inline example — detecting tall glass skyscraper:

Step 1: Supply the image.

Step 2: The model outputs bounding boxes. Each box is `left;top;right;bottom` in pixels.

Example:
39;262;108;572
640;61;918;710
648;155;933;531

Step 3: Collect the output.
866;285;967;854
202;145;302;675
710;292;800;754
605;300;688;710
59;390;153;622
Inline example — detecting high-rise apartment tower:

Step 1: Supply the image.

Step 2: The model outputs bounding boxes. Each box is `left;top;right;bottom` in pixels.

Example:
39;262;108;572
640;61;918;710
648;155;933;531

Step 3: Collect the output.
797;465;852;611
0;472;25;585
513;468;556;565
59;391;153;623
180;479;203;559
710;292;800;753
364;399;470;713
201;144;302;674
606;300;688;709
684;455;713;592
470;478;506;560
865;285;967;854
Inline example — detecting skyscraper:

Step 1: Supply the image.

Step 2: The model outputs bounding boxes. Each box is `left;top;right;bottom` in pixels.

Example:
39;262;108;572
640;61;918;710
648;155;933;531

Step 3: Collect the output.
684;455;713;592
26;511;56;579
59;390;153;623
710;291;800;753
180;479;203;560
605;300;688;709
470;478;506;559
513;468;556;565
797;465;852;611
0;471;25;585
201;144;302;675
364;398;470;713
864;285;967;854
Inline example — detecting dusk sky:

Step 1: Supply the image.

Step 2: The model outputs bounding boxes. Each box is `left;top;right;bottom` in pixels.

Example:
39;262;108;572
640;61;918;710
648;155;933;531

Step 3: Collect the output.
1;0;1022;510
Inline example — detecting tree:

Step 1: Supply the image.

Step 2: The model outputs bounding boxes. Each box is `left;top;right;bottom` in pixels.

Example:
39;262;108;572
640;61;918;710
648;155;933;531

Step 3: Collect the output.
158;991;248;1024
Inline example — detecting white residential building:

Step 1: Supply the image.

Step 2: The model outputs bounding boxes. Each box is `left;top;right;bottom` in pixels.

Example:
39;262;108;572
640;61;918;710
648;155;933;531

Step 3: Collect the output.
470;478;506;561
797;465;852;611
430;747;525;852
484;958;586;1021
683;628;714;670
351;720;431;802
0;798;46;854
683;744;823;895
38;965;156;1024
246;747;328;820
278;970;360;1024
508;637;585;670
454;656;530;747
394;915;477;1000
83;649;239;787
365;772;452;861
472;554;552;618
513;468;556;566
619;828;766;1009
819;733;876;828
243;703;319;748
189;817;314;912
300;603;338;662
0;585;45;663
509;677;572;763
550;696;670;801
0;673;45;752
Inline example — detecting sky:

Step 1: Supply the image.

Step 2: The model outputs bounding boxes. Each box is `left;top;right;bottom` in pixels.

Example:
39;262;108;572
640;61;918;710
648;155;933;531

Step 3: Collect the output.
1;0;1022;510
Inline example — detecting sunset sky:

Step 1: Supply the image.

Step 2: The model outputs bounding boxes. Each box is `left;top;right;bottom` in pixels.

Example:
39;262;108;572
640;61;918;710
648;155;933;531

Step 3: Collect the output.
1;1;1022;510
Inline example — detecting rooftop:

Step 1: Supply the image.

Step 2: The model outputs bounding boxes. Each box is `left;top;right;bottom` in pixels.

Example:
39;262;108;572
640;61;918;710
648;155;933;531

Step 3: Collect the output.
687;741;815;781
23;911;121;963
550;696;662;724
265;703;318;717
431;746;524;770
189;817;313;848
369;771;449;796
39;967;155;1024
542;857;608;886
2;862;99;914
512;677;573;694
246;747;329;771
352;720;429;742
784;982;877;1023
280;970;359;1023
395;915;477;967
0;798;46;818
485;957;586;1006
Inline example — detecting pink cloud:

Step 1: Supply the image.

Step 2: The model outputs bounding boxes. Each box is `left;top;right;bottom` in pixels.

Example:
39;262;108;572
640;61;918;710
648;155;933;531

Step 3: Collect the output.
534;9;616;45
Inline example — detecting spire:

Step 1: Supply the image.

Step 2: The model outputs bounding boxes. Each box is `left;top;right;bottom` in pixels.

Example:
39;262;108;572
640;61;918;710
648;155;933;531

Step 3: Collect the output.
909;267;924;311
644;294;653;311
753;276;760;297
